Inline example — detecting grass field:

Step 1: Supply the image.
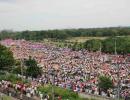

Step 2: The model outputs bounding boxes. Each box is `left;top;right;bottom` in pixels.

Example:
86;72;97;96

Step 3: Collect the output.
40;36;108;48
66;37;108;43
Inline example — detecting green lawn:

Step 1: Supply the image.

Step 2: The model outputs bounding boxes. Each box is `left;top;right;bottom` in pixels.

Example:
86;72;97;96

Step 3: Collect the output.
66;37;108;43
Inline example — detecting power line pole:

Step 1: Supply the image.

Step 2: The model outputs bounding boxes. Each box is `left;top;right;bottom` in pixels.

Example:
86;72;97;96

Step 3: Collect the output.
21;58;24;82
52;75;55;100
115;37;120;100
117;63;120;100
115;38;117;55
99;42;102;55
20;58;24;100
51;69;55;100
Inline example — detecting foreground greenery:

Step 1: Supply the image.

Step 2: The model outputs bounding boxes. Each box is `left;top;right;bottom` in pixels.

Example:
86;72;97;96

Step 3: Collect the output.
12;58;42;78
38;85;92;100
98;76;113;92
0;44;14;71
25;56;42;78
0;72;28;84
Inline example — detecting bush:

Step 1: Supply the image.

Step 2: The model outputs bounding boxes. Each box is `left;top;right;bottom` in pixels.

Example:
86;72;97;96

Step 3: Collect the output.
0;73;28;84
98;76;113;92
38;85;82;100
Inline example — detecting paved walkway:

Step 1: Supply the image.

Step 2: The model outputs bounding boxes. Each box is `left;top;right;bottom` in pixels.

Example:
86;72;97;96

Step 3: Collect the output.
78;93;116;100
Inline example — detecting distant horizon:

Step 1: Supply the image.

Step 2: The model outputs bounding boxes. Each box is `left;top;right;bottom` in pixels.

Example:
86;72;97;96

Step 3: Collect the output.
0;25;130;32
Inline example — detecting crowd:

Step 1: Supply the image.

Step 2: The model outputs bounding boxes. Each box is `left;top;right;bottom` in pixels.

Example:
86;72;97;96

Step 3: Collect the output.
0;79;48;100
0;39;130;100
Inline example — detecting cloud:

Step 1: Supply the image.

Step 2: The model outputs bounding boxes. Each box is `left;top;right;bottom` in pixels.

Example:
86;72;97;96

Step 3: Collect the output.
0;0;130;31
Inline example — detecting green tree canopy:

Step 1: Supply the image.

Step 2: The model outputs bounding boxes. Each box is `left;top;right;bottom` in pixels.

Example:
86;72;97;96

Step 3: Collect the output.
98;76;113;92
81;36;130;54
25;56;42;78
84;39;101;52
102;37;130;54
38;85;80;100
0;44;15;71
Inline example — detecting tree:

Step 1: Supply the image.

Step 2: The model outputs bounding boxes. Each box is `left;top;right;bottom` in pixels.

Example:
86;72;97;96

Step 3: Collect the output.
0;44;15;71
38;85;79;100
84;39;101;52
98;76;113;92
102;37;130;54
102;38;115;53
25;57;42;78
12;66;26;75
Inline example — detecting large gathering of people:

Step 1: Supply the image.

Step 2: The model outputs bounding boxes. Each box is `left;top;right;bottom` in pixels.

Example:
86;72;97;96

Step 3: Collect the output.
0;39;130;100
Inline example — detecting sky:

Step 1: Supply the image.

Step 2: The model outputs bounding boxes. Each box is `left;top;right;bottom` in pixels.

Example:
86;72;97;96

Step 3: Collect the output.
0;0;130;31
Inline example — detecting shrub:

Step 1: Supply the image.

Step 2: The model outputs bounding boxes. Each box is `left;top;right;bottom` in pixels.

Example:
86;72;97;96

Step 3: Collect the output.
38;85;81;100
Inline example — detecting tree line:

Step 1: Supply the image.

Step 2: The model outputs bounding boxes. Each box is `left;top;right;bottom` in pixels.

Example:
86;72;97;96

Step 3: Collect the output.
72;37;130;54
0;27;130;40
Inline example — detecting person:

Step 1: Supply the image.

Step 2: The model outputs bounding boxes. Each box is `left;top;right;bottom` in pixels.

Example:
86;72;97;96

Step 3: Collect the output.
39;92;43;100
125;92;129;100
0;93;3;100
43;95;48;100
58;96;62;100
20;93;23;100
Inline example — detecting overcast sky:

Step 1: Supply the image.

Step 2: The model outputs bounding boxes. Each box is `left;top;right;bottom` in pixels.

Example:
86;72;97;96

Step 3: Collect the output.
0;0;130;31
